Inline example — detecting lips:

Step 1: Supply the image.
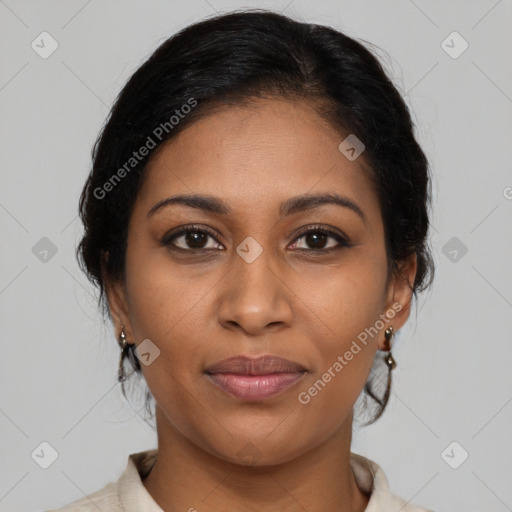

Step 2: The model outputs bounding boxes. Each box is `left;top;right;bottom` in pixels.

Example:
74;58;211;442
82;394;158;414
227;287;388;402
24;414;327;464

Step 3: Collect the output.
205;355;306;375
205;355;307;401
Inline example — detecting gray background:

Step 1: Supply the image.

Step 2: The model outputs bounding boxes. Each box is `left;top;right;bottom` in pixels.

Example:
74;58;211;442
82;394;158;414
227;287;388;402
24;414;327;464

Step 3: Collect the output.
1;0;511;511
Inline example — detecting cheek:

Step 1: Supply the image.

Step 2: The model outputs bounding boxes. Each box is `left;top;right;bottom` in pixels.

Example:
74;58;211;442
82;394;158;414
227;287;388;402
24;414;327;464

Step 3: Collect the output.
122;237;215;403
295;248;388;345
291;253;388;410
123;261;210;435
124;226;212;339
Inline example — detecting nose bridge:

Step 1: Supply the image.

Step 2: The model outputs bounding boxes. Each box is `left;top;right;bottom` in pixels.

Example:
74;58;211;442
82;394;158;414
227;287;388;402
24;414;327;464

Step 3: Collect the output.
235;238;274;294
218;236;293;333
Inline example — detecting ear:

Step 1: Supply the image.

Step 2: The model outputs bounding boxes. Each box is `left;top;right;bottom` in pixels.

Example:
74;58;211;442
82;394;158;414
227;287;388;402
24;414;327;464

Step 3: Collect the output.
378;253;417;350
101;253;135;344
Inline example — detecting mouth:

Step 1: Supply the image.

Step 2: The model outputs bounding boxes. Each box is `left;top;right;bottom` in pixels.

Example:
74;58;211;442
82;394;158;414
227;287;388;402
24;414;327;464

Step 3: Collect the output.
204;355;307;402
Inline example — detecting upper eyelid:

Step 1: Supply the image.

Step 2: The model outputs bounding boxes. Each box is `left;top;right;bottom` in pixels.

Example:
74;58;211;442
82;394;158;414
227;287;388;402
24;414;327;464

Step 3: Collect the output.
163;225;223;247
164;224;348;248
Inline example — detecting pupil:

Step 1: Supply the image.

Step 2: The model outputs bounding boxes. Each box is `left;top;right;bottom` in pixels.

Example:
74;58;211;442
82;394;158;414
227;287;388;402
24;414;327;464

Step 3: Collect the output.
307;232;326;249
186;232;207;248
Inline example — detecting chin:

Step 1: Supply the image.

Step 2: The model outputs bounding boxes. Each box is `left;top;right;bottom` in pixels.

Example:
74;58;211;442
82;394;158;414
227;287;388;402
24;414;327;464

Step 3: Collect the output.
202;429;313;468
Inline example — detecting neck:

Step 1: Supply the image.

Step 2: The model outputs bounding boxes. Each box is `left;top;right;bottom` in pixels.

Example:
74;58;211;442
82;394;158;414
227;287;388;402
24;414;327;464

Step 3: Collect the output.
142;407;369;512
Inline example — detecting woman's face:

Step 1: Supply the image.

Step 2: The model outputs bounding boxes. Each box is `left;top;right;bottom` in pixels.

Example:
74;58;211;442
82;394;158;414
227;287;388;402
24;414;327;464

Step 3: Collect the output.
106;97;415;465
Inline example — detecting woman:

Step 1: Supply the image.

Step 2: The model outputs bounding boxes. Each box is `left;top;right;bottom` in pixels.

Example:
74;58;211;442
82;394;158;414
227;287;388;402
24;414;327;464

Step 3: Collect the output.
49;9;435;512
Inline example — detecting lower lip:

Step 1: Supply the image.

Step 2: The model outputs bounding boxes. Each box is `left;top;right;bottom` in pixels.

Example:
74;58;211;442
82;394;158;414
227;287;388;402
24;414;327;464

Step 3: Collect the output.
206;372;305;401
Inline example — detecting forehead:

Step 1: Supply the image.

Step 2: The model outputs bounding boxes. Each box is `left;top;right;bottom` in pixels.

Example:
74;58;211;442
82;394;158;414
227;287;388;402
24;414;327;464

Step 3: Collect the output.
136;98;379;220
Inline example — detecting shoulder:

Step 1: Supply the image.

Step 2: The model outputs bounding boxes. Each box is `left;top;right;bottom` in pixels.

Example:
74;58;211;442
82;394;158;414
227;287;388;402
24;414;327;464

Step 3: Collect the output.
44;449;159;512
350;452;435;512
44;481;120;512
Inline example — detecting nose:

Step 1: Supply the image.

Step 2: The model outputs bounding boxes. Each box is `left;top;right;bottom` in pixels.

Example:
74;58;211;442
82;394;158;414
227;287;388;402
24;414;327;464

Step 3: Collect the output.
217;247;294;336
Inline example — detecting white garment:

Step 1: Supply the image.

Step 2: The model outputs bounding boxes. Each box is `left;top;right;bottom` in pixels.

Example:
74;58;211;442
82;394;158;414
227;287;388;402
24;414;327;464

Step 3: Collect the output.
45;449;434;512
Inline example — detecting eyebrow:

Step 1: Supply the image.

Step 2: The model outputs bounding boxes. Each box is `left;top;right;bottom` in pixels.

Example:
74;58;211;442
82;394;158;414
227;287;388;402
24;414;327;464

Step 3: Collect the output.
147;192;367;224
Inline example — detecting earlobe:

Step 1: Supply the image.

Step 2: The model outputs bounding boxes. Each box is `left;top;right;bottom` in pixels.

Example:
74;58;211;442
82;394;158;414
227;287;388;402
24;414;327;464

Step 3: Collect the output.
101;254;132;337
105;278;129;327
379;254;417;349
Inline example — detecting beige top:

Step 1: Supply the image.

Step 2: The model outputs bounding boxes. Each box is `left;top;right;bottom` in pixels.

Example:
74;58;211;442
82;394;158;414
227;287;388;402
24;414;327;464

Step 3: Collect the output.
46;449;433;512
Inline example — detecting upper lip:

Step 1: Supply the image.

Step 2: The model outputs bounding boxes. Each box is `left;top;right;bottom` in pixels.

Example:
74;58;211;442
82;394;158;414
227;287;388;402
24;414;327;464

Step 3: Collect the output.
205;355;306;375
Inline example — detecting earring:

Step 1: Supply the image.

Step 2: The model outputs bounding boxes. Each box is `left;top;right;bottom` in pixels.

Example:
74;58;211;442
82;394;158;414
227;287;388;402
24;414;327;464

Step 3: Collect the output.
383;326;397;369
118;325;128;382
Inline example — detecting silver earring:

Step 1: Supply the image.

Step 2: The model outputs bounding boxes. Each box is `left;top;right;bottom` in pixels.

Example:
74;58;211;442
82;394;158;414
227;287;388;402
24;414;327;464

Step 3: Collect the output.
118;325;128;382
383;326;397;370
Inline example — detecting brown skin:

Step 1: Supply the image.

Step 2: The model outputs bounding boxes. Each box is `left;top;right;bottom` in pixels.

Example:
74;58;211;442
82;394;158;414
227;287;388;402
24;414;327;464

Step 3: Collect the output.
104;97;417;512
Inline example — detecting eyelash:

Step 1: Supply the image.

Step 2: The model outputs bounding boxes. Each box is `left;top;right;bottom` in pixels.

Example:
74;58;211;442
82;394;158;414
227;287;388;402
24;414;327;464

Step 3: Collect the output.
160;224;352;253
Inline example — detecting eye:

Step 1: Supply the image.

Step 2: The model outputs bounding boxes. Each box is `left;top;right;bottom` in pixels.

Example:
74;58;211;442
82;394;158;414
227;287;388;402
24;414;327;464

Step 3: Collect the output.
161;225;224;251
289;225;351;251
161;224;351;253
